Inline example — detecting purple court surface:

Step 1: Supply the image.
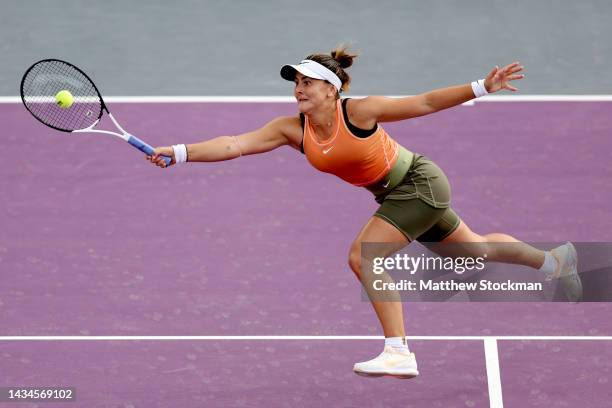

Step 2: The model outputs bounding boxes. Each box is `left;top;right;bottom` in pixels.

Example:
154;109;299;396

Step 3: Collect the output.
1;100;611;407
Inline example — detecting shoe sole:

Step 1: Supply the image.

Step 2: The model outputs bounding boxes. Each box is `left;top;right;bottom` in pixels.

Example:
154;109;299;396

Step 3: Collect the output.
354;370;419;379
567;242;578;269
561;242;583;302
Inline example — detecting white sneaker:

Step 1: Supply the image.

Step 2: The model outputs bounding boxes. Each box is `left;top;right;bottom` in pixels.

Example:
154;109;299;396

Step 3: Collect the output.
353;346;419;379
551;242;582;302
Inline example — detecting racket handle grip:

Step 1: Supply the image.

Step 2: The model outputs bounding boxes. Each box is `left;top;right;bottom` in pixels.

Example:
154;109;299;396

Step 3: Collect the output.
127;135;172;166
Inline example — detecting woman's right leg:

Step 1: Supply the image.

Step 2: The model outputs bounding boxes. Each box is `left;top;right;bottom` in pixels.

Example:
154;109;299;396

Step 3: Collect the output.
348;215;409;338
349;215;420;378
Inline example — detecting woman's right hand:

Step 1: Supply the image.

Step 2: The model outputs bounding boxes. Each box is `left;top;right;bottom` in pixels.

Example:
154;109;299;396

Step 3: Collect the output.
146;146;175;168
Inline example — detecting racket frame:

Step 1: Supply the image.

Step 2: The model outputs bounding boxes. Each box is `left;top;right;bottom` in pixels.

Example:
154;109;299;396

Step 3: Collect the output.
20;58;172;165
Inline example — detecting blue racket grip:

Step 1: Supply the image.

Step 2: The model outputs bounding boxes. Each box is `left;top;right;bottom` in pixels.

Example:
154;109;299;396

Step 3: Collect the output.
127;135;172;166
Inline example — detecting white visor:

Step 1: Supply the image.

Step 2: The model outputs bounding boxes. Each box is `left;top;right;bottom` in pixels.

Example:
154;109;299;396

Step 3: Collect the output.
280;59;342;92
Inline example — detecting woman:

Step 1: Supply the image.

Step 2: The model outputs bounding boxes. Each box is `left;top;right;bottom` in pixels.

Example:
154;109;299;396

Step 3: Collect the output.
148;46;581;379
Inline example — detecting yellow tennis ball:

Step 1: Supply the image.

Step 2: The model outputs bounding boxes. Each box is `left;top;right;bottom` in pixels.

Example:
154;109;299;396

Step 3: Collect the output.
55;90;74;109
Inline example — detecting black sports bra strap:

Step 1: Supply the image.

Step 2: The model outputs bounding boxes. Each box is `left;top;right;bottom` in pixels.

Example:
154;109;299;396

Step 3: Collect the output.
299;113;305;154
341;98;377;138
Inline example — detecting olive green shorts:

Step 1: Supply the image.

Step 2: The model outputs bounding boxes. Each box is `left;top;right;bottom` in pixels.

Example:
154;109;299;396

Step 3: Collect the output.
371;154;461;242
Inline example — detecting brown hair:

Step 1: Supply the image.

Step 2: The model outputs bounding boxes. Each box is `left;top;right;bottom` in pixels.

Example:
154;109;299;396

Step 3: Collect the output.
306;44;358;93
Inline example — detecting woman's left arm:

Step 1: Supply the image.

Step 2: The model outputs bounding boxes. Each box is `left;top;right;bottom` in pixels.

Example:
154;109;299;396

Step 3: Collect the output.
426;61;525;110
355;62;524;123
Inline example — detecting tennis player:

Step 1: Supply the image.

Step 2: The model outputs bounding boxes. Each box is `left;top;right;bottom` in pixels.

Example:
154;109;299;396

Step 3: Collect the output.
148;46;582;379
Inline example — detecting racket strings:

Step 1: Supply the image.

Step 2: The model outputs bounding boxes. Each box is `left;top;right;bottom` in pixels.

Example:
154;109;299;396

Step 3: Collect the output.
21;60;103;131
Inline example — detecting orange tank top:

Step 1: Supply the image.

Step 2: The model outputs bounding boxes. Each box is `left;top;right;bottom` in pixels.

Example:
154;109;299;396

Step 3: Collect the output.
303;99;400;187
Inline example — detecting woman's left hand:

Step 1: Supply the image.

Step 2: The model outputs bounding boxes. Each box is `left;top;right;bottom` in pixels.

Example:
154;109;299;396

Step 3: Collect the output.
484;62;525;93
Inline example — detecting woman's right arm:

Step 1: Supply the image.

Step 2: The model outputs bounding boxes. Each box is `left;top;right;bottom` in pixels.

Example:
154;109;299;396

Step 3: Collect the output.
148;116;301;167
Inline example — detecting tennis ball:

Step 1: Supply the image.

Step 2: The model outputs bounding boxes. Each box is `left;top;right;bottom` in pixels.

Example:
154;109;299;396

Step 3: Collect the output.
55;90;74;109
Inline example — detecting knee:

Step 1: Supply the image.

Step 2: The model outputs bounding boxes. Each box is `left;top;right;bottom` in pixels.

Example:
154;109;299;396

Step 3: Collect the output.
348;245;362;278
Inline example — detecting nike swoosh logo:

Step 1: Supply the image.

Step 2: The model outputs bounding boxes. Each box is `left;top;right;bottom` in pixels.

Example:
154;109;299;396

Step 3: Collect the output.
323;146;334;154
383;180;391;188
384;360;400;368
383;353;416;368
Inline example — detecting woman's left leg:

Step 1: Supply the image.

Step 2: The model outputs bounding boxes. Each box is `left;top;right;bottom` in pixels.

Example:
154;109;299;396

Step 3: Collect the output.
435;216;582;301
440;219;545;269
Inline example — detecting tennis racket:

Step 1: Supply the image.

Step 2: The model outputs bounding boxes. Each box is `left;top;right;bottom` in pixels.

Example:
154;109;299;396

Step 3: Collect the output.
20;58;172;166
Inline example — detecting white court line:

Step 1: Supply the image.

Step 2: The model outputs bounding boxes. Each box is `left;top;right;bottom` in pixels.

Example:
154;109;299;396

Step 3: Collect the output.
2;95;612;103
484;338;505;408
2;335;607;408
1;335;611;341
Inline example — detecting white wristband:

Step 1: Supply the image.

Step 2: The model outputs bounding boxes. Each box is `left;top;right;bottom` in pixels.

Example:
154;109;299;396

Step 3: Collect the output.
471;79;488;98
172;144;188;164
